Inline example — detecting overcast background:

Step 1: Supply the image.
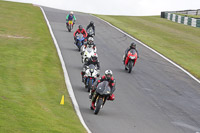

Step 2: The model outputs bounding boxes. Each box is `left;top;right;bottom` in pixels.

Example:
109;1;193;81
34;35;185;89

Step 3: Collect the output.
5;0;200;16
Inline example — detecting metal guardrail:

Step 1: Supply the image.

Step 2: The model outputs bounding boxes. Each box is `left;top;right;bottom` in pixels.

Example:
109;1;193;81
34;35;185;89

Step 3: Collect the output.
163;9;200;16
175;9;200;15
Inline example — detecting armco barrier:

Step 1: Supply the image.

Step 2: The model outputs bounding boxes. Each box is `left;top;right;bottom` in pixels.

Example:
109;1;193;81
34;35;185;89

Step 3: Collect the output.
161;11;200;28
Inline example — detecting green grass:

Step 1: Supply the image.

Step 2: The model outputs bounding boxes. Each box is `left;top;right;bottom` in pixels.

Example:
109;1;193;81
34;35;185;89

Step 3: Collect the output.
95;15;200;79
0;1;86;133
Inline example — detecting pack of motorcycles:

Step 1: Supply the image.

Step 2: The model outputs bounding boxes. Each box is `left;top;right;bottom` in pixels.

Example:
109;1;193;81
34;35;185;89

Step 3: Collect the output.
68;25;138;115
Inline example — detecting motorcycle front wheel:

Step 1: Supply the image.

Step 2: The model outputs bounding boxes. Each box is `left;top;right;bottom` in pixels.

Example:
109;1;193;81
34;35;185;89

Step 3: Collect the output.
128;61;133;73
94;98;103;115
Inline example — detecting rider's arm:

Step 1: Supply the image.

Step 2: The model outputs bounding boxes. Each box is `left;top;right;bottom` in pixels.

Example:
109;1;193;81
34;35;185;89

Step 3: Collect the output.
97;61;100;70
110;79;116;94
93;25;95;35
73;30;78;37
84;29;88;37
66;14;69;21
86;24;89;30
73;15;76;21
136;49;139;58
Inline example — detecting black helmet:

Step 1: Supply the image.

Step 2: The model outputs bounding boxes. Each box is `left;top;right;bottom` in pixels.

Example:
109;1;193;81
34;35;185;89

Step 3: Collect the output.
130;42;136;49
90;21;94;25
105;69;113;80
79;25;83;30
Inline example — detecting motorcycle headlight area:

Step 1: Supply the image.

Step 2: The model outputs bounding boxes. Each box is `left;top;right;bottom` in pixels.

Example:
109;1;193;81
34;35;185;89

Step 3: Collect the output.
129;56;136;59
90;69;94;73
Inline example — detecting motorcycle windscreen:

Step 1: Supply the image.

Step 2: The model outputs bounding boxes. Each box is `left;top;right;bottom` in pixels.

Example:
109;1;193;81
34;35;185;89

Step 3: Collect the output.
86;47;93;53
96;81;111;95
87;27;94;35
88;64;96;70
77;34;84;40
129;49;136;55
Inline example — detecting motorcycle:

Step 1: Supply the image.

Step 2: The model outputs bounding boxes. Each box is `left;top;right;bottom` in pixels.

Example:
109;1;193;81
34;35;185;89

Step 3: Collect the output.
90;81;111;115
87;27;95;38
84;64;99;92
66;20;73;32
81;45;96;63
75;33;85;51
124;49;138;73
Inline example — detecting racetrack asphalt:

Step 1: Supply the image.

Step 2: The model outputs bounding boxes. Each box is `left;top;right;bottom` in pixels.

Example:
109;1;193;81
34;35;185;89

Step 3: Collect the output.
43;7;200;133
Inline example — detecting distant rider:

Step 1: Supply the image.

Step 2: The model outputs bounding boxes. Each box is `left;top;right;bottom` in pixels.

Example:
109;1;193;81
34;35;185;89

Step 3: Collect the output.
66;11;76;27
86;21;95;37
90;70;116;108
73;25;88;44
81;53;100;82
123;42;139;64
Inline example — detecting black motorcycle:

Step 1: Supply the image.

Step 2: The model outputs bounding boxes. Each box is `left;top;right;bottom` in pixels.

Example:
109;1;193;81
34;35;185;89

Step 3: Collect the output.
90;81;111;115
87;27;95;38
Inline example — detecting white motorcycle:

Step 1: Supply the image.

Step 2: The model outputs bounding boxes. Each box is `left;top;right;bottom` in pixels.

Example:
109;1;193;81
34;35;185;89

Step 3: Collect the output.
84;64;100;92
81;45;96;63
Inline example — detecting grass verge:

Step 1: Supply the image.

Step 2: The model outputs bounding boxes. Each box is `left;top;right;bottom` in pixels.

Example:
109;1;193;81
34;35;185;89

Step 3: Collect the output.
95;15;200;79
0;1;86;132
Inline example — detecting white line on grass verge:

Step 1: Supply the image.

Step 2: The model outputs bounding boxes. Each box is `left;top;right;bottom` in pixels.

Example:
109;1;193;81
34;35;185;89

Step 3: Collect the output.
93;15;200;84
40;7;92;133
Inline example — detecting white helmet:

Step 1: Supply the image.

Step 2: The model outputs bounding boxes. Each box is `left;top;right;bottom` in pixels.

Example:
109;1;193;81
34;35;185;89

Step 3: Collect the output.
88;37;94;44
70;11;73;15
105;70;113;79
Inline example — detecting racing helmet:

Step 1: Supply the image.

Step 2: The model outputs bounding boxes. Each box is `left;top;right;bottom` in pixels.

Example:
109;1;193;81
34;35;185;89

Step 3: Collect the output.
91;53;98;62
70;11;73;15
78;25;83;30
88;37;94;45
90;21;94;25
105;70;113;80
130;42;136;49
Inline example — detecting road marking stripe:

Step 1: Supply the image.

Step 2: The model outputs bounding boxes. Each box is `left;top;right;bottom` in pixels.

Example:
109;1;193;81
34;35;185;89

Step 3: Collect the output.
92;15;200;84
40;7;92;133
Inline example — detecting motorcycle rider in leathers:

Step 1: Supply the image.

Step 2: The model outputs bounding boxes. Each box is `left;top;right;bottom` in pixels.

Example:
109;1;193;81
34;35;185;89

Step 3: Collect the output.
81;37;97;55
81;53;100;82
90;70;116;107
66;11;76;28
123;42;139;64
86;21;95;38
73;25;88;44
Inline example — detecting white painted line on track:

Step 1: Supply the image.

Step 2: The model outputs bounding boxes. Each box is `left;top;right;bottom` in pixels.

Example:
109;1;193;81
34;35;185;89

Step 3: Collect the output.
92;15;200;84
40;7;92;133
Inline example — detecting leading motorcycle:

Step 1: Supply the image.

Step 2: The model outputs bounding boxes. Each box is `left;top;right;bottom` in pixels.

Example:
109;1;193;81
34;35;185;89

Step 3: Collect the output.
66;20;74;32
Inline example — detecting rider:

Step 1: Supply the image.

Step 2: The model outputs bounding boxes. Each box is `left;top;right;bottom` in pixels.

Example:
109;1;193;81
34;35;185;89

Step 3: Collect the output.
73;25;88;44
81;53;100;82
81;37;97;55
86;21;95;36
90;70;116;107
66;11;76;27
123;42;139;64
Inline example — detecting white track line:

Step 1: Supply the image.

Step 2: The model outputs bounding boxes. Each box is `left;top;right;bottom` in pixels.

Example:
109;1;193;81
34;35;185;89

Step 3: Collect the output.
93;15;200;84
40;7;92;133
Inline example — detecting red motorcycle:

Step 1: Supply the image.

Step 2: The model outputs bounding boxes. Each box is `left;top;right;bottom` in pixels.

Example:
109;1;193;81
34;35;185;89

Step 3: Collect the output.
124;49;138;73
